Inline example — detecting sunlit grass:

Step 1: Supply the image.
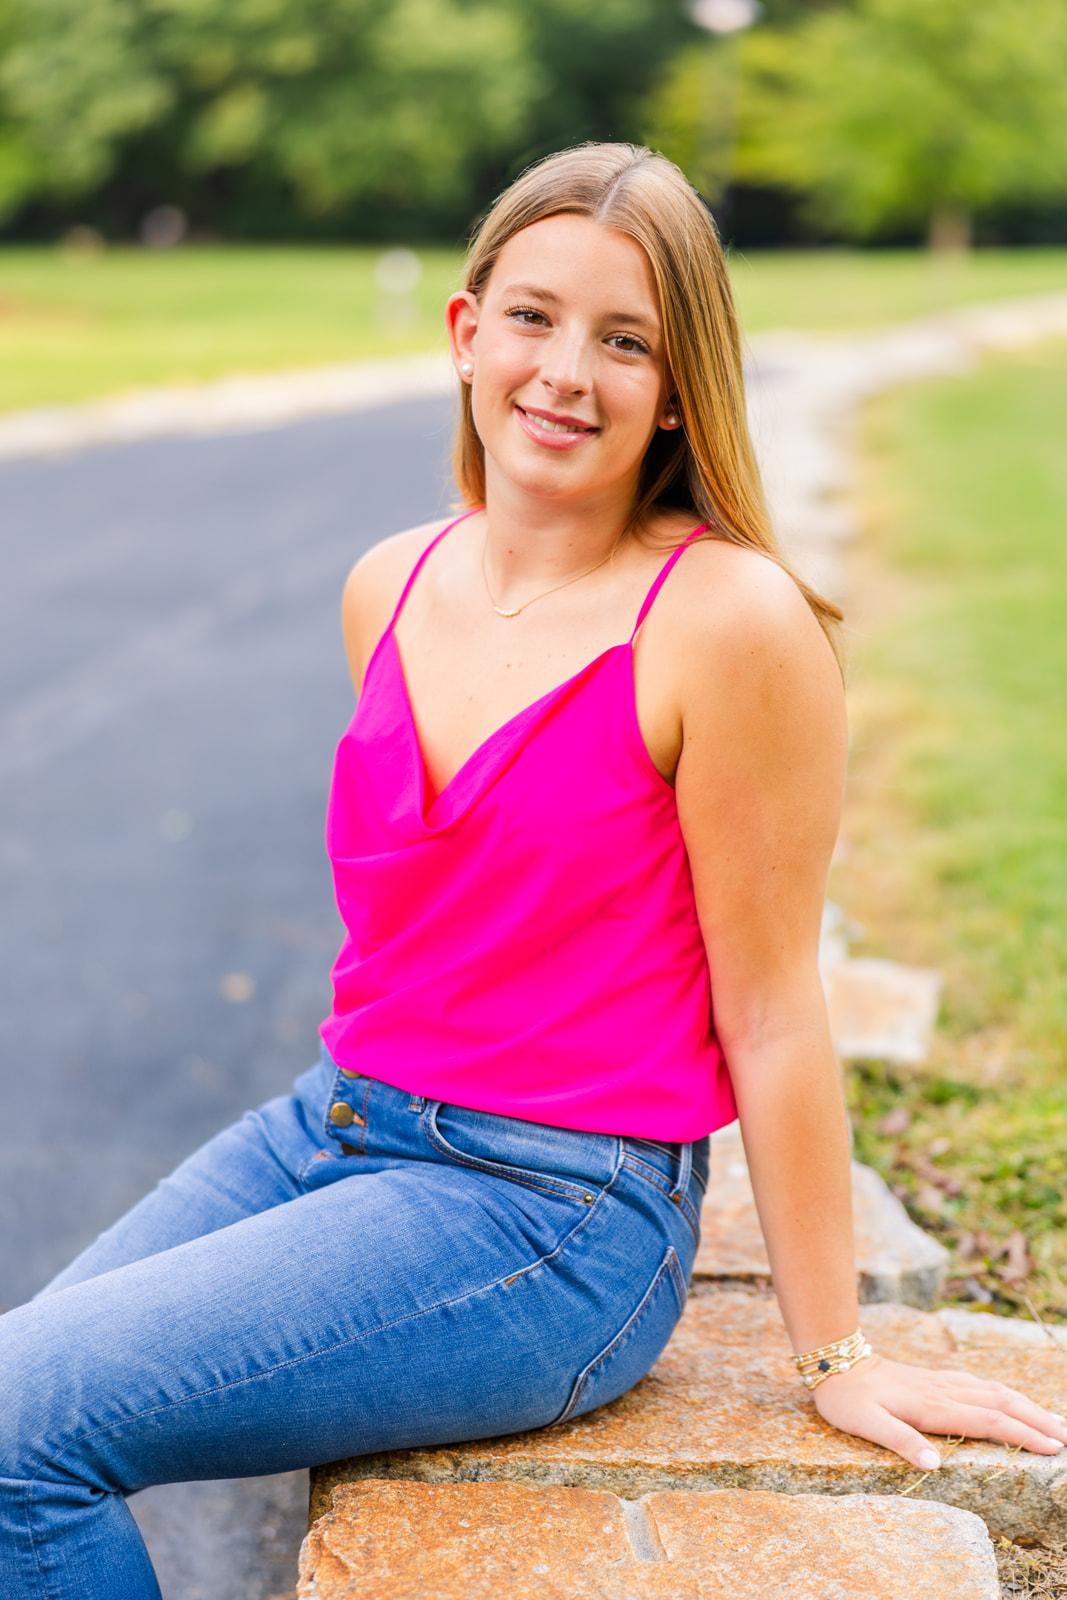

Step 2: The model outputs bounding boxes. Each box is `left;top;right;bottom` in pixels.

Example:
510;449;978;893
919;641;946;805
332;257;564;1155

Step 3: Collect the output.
728;246;1067;335
0;242;1065;413
0;245;464;412
833;340;1067;1319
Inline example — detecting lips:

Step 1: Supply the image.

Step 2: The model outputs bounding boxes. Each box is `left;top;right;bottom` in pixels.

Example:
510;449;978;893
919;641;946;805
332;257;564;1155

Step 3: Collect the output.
517;406;597;436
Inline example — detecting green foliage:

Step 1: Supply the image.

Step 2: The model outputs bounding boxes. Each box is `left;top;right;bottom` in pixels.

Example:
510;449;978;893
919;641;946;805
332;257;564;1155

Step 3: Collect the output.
0;0;36;220
642;37;745;205
733;0;1067;240
0;0;691;236
0;0;540;230
0;0;173;211
514;0;690;162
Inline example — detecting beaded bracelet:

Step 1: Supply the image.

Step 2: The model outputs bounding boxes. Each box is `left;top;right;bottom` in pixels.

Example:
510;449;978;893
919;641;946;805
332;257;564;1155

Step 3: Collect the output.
793;1327;873;1391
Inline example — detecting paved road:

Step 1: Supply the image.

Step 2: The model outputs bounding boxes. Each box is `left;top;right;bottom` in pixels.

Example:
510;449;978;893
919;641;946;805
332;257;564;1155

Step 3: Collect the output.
0;397;454;1598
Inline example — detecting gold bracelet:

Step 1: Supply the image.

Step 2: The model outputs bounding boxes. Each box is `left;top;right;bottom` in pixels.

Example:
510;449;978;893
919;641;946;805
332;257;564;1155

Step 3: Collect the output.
793;1328;873;1391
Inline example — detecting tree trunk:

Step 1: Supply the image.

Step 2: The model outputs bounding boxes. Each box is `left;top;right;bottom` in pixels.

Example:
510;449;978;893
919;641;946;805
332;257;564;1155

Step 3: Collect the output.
928;206;972;253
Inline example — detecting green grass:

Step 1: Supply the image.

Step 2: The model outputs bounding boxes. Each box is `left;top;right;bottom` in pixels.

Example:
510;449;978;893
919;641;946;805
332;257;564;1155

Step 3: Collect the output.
0;245;465;412
0;242;1065;413
728;246;1067;335
833;340;1067;1320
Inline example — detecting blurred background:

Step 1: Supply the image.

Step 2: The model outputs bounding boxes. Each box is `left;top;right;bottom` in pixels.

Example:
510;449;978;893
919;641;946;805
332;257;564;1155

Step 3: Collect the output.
1;2;1066;1596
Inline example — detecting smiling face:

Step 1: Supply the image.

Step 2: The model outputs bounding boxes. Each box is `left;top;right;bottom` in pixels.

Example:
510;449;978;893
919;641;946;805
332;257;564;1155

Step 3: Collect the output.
447;213;680;514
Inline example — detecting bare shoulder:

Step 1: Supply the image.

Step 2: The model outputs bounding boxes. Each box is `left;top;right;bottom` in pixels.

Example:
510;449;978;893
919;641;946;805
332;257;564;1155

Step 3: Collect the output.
660;538;846;874
659;534;841;696
343;515;452;618
341;515;460;692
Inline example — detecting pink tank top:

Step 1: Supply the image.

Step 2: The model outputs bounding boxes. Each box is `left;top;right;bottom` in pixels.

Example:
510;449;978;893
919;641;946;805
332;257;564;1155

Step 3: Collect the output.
320;512;736;1141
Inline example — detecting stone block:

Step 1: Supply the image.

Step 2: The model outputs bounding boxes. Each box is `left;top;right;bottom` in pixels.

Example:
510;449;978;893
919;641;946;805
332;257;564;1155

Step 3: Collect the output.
823;957;942;1065
695;1122;948;1308
938;1307;1067;1354
299;1479;998;1599
311;1296;1067;1542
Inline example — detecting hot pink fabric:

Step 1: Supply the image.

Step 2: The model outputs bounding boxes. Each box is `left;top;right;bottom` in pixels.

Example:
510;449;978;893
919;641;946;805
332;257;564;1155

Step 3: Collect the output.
320;512;736;1141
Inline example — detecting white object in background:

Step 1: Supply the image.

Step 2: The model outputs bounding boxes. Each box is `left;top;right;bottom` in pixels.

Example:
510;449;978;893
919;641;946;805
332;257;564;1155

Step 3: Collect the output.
689;0;762;33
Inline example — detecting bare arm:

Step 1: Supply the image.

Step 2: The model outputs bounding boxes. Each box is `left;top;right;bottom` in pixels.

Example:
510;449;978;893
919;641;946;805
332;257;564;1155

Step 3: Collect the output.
673;550;854;1353
671;546;1067;1469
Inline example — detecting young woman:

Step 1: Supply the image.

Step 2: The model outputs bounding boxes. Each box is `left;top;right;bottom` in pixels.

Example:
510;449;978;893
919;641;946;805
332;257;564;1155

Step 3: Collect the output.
2;144;1063;1599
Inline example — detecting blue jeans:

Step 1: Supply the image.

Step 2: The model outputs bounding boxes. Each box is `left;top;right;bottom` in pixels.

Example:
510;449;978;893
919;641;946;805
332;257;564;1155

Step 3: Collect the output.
0;1053;707;1599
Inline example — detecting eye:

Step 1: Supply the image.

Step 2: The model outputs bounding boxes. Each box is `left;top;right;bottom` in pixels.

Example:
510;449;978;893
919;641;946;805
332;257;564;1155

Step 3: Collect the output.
506;305;549;327
607;332;651;355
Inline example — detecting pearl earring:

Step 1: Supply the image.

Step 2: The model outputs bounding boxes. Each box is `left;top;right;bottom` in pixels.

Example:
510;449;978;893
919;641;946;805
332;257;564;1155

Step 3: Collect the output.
665;411;678;426
460;361;474;377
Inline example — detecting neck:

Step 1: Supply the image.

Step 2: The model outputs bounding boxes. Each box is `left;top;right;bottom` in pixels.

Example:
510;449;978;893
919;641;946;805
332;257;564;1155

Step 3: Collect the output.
481;461;641;589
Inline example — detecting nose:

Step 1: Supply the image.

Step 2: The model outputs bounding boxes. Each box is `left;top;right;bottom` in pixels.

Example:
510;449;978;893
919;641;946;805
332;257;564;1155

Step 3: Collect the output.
539;323;594;400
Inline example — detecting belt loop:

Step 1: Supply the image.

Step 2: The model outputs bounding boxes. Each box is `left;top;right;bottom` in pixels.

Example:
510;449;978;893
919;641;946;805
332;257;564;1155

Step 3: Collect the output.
669;1141;692;1206
408;1095;426;1113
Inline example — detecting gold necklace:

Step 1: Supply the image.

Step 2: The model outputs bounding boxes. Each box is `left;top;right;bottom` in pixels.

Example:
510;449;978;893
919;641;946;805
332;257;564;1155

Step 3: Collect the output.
481;527;625;618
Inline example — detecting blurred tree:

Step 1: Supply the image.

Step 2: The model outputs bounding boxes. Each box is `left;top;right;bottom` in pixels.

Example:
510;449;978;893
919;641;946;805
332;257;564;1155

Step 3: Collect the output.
642;37;746;207
0;0;38;222
0;0;172;223
0;0;542;232
733;0;1067;245
0;0;734;237
515;0;691;159
641;1;846;214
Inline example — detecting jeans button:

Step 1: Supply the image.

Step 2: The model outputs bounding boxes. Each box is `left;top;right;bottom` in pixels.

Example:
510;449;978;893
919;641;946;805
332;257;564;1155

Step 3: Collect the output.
329;1102;356;1127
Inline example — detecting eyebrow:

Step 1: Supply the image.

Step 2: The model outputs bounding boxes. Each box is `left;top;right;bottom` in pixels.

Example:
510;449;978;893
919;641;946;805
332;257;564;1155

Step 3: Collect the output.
501;283;659;334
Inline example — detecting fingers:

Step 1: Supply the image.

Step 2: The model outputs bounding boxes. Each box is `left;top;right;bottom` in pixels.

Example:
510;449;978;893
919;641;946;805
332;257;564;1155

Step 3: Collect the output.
916;1371;1067;1452
844;1408;944;1472
919;1399;1065;1457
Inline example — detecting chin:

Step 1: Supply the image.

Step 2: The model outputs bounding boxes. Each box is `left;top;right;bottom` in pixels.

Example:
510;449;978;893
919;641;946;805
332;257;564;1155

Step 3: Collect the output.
505;461;601;503
493;438;610;491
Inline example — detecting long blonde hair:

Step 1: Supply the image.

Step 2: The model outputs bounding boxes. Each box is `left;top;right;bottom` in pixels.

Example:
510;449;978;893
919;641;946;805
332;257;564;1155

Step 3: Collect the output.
454;142;842;648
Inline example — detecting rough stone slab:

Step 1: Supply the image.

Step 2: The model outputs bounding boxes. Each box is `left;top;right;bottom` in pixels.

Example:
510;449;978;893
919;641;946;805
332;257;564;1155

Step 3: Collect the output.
299;1479;998;1599
939;1307;1067;1354
695;1122;949;1308
648;1490;998;1600
823;957;942;1064
311;1296;1067;1540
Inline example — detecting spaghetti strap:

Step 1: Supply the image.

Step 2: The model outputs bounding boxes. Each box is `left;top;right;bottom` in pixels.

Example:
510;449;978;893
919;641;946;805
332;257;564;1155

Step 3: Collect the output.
630;523;710;639
386;507;482;633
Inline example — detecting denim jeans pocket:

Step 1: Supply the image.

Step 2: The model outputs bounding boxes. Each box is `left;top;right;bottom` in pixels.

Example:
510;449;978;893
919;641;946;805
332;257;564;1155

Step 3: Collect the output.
621;1144;704;1249
423;1101;617;1206
553;1245;688;1425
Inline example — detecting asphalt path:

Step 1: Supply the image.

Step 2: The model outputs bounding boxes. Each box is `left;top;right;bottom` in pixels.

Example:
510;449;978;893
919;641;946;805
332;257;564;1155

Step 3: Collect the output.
0;396;454;1597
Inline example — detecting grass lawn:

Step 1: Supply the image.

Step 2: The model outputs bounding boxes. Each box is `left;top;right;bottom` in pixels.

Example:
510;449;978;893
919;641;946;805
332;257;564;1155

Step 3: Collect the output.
0;245;465;413
0;242;1065;413
728;245;1067;335
832;339;1067;1323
